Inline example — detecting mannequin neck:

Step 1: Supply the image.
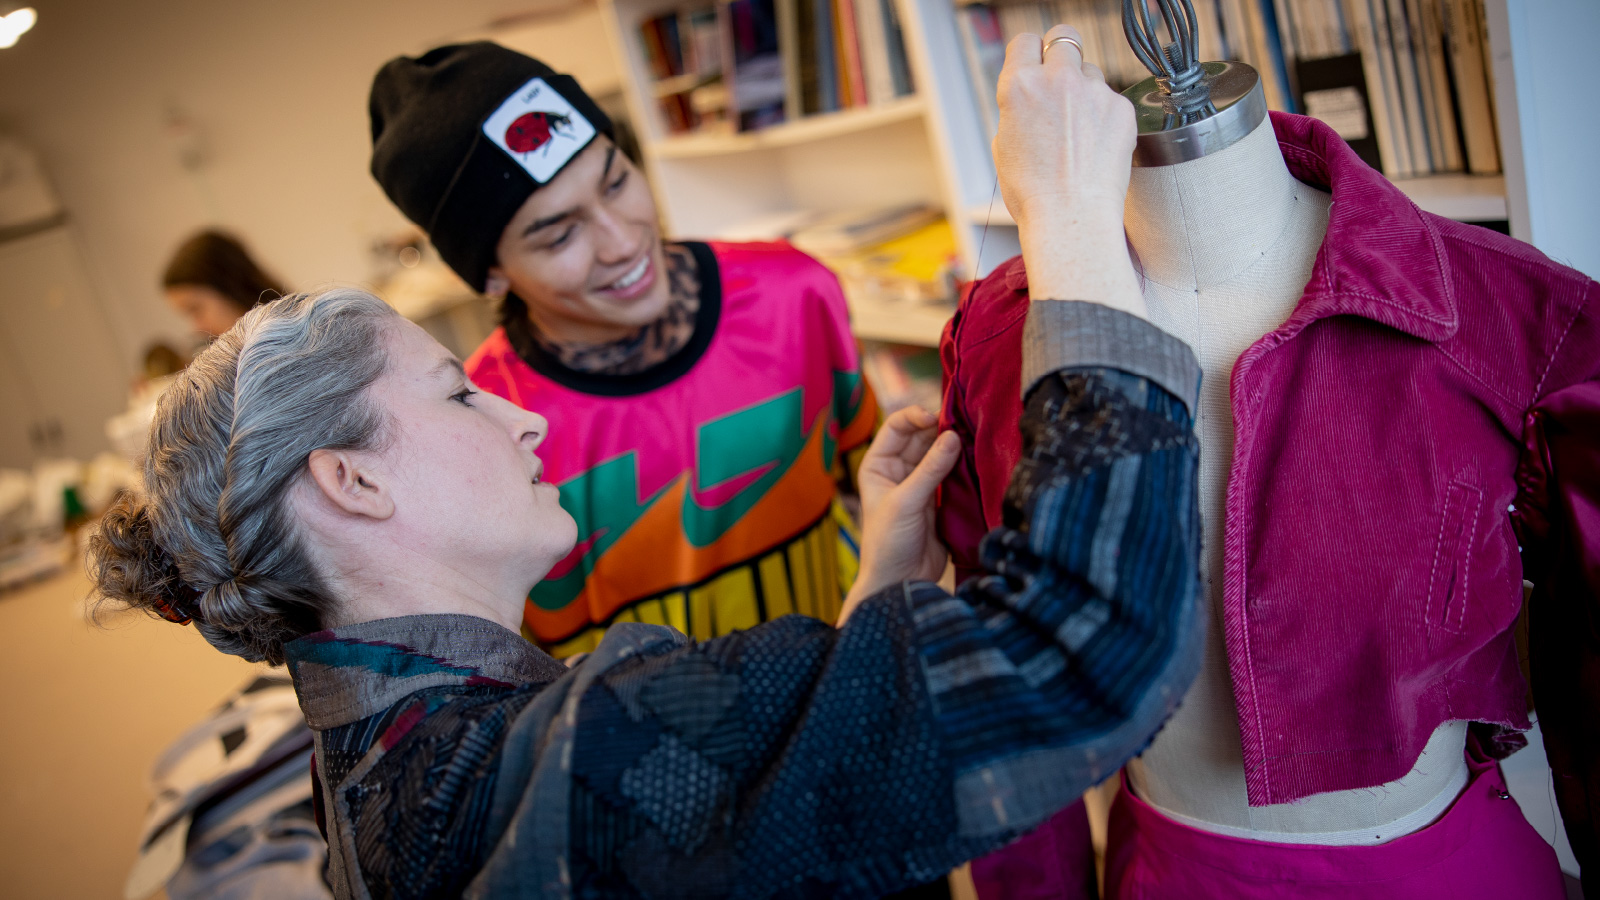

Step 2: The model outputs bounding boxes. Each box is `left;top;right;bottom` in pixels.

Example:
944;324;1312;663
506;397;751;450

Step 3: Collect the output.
1124;116;1308;292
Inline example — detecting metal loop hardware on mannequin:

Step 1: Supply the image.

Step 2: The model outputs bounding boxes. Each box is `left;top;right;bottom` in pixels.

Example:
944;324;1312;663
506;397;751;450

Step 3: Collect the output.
1123;0;1199;90
1119;0;1266;166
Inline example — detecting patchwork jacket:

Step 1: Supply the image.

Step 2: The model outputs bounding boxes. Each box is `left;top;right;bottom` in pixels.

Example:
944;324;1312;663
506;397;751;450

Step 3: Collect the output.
284;301;1204;899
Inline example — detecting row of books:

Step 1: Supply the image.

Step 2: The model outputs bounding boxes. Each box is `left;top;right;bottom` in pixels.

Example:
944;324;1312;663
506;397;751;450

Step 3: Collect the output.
638;7;732;133
1290;0;1501;177
638;0;915;135
955;0;1500;179
958;0;1228;113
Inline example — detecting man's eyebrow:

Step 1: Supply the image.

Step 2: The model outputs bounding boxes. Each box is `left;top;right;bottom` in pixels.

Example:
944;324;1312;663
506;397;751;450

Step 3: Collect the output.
521;147;618;238
522;208;575;238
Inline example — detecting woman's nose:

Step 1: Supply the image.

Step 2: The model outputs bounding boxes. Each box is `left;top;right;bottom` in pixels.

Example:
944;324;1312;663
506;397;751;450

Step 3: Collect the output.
485;391;548;452
518;410;549;453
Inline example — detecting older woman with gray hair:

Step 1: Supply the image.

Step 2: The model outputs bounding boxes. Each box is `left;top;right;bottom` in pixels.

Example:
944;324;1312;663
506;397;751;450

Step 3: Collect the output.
92;26;1202;899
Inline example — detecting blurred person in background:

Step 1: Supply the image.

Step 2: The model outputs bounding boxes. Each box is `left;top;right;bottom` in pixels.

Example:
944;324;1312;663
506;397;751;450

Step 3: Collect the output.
163;229;288;338
141;342;189;380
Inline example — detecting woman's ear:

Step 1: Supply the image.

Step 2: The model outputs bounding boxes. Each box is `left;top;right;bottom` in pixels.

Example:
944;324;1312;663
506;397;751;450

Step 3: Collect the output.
484;268;510;301
306;448;395;521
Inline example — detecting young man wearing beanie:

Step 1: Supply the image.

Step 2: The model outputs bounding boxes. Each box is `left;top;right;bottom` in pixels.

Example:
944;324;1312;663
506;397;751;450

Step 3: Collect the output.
369;42;879;658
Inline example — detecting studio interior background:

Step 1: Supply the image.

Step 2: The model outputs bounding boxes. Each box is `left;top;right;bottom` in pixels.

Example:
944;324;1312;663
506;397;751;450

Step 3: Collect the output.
0;0;1594;896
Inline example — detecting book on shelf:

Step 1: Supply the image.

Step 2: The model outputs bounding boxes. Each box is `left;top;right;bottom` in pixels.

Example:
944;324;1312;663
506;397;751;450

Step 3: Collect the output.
1344;0;1403;175
956;4;1004;134
881;0;916;97
952;0;1501;183
640;6;730;135
1384;0;1432;173
1214;0;1289;109
728;0;789;130
1305;0;1500;179
790;203;942;254
792;207;960;306
777;0;805;118
835;0;870;107
638;0;913;137
957;0;1262;127
1295;54;1381;171
1440;0;1500;173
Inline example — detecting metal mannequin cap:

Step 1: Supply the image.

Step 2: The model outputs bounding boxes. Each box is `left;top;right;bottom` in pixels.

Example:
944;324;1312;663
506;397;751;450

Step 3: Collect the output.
1119;0;1267;166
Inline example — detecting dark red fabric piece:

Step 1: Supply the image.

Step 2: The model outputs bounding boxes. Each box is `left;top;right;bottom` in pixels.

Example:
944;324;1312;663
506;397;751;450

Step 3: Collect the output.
969;798;1096;900
1516;379;1600;898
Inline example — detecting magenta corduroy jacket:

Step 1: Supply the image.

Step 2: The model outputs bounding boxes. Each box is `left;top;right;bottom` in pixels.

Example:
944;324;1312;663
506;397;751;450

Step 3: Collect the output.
937;113;1600;873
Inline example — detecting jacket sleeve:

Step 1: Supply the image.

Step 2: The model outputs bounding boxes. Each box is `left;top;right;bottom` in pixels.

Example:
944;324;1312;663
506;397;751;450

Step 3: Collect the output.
554;301;1203;899
936;301;993;586
1515;376;1600;897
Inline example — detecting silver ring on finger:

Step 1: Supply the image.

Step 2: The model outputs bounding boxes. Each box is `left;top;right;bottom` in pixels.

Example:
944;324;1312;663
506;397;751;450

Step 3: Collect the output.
1043;35;1084;64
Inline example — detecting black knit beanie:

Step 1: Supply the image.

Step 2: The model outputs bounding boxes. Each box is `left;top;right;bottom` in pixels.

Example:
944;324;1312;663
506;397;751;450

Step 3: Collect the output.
369;42;615;291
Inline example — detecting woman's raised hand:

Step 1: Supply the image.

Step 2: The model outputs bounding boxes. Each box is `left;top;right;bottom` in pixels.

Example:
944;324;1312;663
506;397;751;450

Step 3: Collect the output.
992;24;1145;318
839;406;960;623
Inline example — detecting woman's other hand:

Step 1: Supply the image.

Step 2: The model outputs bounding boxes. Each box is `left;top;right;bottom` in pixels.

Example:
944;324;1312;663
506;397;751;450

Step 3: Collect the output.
993;24;1145;318
840;406;960;623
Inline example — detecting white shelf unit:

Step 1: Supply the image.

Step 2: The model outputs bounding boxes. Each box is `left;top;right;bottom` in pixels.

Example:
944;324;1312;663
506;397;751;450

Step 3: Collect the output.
652;95;927;158
846;294;959;346
1389;173;1508;221
597;0;1011;347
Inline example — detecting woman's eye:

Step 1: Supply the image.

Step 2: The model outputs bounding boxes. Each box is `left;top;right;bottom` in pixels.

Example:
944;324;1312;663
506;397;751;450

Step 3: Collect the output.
451;388;478;406
607;172;628;194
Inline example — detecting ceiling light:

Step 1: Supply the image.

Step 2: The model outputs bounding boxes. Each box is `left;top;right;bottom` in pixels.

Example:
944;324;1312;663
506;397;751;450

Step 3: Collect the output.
0;8;37;49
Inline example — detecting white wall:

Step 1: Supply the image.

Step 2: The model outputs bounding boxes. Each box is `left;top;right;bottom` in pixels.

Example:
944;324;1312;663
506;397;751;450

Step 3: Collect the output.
0;0;621;373
1491;0;1600;279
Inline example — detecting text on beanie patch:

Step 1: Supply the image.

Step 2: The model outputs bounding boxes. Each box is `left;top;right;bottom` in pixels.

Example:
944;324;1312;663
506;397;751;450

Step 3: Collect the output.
482;77;597;184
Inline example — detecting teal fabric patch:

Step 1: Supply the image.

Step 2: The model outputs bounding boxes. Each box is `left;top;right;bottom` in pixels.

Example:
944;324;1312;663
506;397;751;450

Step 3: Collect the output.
287;636;480;681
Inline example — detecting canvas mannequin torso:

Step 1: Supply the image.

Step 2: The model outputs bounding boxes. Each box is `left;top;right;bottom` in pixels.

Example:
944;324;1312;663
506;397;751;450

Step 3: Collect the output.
1119;115;1472;843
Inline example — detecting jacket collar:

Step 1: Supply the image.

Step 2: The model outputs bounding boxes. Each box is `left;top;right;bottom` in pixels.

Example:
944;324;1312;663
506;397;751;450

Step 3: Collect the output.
1001;113;1457;344
1270;112;1457;343
283;614;568;730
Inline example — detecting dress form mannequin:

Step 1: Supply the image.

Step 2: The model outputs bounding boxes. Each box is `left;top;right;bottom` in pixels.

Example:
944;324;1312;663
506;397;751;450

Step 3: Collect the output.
1114;2;1470;842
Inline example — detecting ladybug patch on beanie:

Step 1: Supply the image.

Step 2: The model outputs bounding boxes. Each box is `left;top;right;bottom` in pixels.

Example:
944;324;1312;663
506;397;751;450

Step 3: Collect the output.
482;77;597;184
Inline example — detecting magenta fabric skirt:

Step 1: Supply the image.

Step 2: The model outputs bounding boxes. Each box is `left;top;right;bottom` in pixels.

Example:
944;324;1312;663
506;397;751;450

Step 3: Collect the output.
971;798;1096;900
1105;744;1565;899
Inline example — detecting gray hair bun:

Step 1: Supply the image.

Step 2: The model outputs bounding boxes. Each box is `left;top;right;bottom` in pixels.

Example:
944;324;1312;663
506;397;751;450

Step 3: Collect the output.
89;289;399;664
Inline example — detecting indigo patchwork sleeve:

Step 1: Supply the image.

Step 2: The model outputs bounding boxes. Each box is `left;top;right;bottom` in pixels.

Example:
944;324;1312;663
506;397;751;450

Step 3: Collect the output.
563;311;1202;899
